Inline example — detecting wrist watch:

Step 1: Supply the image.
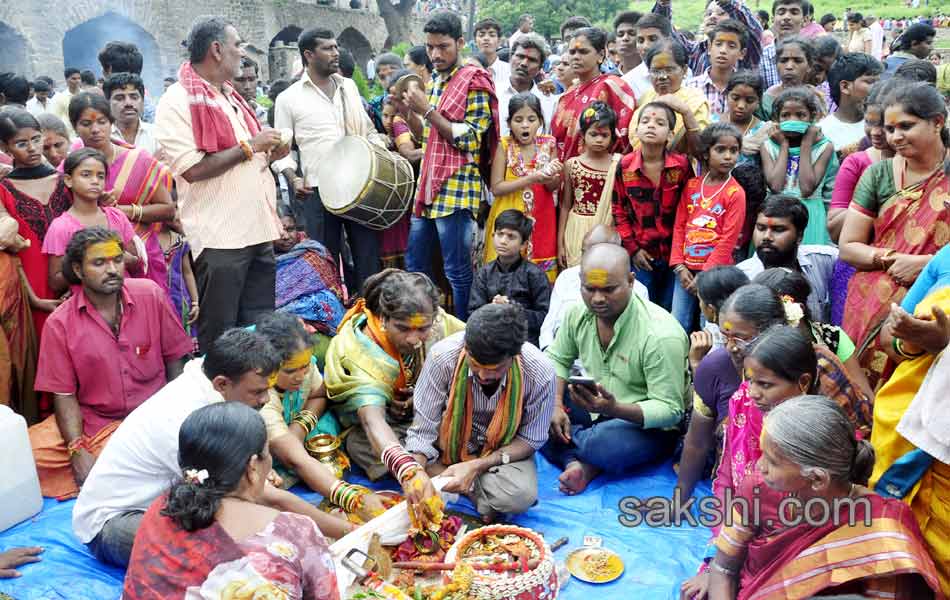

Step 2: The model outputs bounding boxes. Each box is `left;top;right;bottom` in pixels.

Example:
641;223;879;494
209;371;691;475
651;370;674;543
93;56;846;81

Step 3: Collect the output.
500;451;511;466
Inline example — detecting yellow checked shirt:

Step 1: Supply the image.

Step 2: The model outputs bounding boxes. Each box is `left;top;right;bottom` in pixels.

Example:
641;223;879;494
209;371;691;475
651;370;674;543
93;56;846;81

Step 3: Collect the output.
419;65;493;219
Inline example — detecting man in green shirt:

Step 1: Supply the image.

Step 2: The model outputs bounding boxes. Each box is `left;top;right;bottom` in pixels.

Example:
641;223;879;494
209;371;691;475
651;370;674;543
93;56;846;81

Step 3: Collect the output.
542;243;688;495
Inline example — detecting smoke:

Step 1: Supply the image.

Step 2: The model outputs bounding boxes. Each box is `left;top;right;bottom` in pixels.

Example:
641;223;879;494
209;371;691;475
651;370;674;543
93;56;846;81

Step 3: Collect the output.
62;11;163;95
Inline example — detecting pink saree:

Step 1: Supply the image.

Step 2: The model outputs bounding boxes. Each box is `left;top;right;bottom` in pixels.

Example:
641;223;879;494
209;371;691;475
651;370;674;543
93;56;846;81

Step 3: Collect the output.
109;140;173;293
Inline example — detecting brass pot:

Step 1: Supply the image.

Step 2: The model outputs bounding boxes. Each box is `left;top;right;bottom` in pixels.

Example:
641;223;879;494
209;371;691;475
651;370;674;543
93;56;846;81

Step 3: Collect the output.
305;434;349;479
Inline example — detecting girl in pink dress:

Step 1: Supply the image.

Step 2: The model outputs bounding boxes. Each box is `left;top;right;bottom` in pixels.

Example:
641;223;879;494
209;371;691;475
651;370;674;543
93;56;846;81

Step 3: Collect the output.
43;148;141;295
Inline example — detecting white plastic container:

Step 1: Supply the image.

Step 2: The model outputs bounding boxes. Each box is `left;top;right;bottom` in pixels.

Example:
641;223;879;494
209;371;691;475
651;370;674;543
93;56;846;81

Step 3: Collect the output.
0;405;43;532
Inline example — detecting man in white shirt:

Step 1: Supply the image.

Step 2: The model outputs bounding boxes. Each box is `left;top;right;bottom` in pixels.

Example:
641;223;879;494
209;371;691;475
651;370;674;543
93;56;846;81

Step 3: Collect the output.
473;17;511;89
104;73;158;156
233;57;268;125
736;196;837;322
614;11;644;85
540;225;649;350
25;79;51;116
818;52;882;152
626;13;676;99
496;33;557;136
154;17;286;353
72;329;353;567
49;68;82;138
868;15;885;60
507;14;535;51
274;27;387;294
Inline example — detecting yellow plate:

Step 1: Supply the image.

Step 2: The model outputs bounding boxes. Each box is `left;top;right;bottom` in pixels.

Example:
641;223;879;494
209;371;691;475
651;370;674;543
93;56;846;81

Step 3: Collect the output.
565;547;624;584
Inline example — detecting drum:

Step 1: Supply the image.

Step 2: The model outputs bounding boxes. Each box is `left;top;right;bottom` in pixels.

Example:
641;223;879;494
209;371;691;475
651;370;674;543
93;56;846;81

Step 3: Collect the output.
317;136;415;230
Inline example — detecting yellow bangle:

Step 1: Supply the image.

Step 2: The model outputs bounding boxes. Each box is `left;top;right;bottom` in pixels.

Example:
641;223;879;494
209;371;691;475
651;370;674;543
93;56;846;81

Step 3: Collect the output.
239;140;254;161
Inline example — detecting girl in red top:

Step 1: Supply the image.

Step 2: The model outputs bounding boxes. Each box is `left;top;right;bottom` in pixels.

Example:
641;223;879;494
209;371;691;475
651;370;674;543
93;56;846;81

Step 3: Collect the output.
670;123;746;333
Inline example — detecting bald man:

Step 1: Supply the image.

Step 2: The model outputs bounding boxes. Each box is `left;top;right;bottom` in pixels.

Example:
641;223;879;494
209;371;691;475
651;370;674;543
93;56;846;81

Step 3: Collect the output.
539;225;648;350
543;243;688;495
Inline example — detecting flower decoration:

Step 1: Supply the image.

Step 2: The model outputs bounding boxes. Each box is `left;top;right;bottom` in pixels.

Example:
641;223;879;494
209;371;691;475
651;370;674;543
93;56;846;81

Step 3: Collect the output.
184;468;210;485
781;295;805;327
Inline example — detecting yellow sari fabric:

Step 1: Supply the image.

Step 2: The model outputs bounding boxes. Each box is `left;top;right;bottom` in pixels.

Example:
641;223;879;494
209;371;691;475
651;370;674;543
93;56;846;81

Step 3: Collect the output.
870;289;950;596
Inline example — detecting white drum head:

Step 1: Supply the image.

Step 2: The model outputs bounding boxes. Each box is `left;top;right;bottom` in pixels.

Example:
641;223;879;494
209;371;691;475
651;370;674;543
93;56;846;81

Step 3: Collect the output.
317;136;372;211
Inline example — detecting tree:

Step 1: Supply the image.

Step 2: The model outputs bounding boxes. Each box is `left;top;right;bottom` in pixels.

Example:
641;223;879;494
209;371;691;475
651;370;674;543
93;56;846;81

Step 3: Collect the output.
478;0;629;39
378;0;417;48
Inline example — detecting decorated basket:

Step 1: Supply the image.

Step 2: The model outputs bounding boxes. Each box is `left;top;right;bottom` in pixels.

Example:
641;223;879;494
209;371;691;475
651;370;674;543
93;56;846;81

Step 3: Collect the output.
443;525;558;600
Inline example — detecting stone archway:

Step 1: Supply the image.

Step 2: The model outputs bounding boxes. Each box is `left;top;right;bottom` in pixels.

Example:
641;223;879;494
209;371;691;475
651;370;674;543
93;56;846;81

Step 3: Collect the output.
338;27;373;73
269;26;303;82
0;22;30;76
62;11;162;96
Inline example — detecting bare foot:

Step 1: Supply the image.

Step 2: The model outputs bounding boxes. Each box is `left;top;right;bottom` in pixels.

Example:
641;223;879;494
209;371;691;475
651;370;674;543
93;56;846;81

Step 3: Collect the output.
558;461;600;495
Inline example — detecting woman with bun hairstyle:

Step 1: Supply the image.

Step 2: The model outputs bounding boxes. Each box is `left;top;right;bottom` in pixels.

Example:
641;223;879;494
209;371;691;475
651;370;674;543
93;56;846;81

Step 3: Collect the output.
124;402;339;599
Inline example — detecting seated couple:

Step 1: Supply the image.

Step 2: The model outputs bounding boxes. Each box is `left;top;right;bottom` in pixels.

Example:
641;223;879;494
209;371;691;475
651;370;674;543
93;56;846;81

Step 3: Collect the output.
324;266;556;521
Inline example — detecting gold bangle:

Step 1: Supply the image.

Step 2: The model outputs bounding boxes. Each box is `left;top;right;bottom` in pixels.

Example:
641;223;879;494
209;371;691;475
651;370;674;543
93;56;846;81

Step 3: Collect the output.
239;140;254;161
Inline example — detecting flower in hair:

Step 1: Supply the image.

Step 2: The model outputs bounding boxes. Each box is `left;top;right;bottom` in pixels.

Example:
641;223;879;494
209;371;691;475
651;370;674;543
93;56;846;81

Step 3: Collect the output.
583;107;597;119
781;295;804;327
184;468;209;485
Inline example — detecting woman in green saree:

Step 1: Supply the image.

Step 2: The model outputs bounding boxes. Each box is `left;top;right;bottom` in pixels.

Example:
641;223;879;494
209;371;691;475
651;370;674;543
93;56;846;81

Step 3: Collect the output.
839;82;950;390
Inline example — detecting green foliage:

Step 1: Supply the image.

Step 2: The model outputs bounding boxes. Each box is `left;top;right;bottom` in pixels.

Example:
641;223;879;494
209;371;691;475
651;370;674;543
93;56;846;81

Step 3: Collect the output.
629;1;946;33
390;42;412;58
352;66;383;100
478;0;628;39
481;0;946;38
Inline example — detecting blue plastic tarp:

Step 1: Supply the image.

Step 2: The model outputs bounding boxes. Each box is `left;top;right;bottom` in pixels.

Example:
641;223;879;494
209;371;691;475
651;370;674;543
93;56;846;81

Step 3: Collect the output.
0;456;711;600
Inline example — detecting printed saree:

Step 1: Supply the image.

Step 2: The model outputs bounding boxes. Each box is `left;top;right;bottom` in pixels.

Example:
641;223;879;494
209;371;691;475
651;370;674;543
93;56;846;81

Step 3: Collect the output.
718;476;944;600
843;162;949;390
109;140;174;293
0;174;70;339
324;302;464;427
713;347;875;536
551;73;636;163
124;497;339;600
0;253;38;422
871;288;950;596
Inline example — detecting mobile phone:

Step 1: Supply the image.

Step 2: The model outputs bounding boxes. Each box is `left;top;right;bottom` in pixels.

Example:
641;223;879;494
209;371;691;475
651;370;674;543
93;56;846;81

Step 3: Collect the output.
568;375;597;388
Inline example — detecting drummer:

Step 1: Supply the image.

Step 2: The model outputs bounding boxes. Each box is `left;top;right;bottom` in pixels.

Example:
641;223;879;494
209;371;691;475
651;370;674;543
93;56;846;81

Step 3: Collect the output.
324;269;464;480
273;27;390;294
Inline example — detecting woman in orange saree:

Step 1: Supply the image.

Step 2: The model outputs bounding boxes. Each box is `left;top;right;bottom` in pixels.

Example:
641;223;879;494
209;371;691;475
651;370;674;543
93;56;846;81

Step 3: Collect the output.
0;253;38;421
706;396;943;600
839;82;950;390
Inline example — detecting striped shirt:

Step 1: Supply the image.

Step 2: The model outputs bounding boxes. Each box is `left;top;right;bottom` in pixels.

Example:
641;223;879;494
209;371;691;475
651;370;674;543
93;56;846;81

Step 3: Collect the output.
760;44;780;89
404;332;555;463
655;0;764;75
419;66;493;219
153;81;281;257
687;70;730;119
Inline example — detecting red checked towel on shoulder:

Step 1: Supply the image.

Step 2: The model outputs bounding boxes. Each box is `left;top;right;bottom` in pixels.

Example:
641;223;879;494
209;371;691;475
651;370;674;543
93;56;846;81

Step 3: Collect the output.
415;65;499;216
177;61;261;153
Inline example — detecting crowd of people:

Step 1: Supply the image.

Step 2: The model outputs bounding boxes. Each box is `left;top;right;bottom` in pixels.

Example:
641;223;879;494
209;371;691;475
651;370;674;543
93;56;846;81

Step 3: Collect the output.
1;1;950;599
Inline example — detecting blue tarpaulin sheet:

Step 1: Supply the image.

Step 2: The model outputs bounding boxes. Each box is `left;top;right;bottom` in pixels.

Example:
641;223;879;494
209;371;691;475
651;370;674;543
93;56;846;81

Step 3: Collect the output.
0;456;711;599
